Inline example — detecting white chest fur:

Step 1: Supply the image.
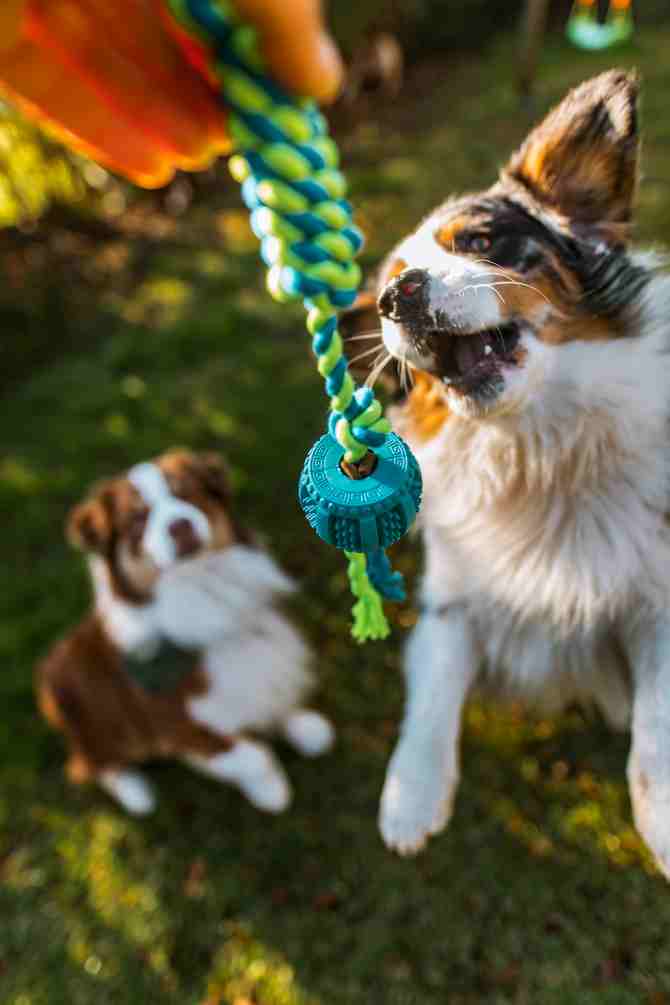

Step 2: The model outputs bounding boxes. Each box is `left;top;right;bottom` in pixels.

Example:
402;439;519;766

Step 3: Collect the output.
92;546;313;732
418;421;670;634
410;325;670;642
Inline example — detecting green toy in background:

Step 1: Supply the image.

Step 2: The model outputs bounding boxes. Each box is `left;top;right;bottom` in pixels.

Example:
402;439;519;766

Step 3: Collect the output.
566;0;634;50
165;0;422;643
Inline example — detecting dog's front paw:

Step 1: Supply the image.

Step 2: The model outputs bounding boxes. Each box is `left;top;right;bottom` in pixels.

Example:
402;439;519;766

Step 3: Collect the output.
628;753;670;880
378;743;457;856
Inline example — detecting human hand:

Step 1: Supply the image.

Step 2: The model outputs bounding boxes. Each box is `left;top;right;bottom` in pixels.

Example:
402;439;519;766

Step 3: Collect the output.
0;0;343;187
234;0;342;104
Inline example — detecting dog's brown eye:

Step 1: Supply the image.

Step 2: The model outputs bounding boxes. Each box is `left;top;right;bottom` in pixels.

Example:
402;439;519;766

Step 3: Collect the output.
466;234;491;254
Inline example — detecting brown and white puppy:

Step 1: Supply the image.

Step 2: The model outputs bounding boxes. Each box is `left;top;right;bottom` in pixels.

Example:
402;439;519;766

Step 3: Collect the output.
341;32;404;105
359;70;670;876
37;449;334;815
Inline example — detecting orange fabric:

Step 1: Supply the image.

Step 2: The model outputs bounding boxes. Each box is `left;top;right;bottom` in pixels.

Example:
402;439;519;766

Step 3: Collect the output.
0;0;229;187
0;0;342;188
0;1;26;51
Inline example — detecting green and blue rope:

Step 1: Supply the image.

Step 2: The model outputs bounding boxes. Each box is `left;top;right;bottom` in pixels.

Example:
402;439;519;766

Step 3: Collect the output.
166;0;421;641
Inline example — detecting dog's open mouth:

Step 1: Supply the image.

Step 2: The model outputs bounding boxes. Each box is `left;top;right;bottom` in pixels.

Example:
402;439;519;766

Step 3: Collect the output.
423;321;521;390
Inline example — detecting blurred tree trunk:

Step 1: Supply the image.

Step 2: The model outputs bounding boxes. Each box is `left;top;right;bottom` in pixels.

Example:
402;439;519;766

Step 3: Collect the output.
518;0;551;100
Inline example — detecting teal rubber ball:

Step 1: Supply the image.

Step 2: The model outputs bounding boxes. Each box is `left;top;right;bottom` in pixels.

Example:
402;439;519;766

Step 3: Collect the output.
299;433;422;553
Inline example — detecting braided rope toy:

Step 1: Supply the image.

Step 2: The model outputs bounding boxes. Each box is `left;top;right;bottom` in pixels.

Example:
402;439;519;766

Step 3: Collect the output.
166;0;422;641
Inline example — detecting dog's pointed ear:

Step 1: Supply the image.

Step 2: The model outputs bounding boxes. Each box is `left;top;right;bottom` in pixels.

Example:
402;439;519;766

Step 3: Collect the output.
504;70;639;226
67;498;112;553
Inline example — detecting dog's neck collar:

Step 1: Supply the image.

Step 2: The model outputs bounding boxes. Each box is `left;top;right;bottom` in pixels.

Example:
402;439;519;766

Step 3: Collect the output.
122;635;200;694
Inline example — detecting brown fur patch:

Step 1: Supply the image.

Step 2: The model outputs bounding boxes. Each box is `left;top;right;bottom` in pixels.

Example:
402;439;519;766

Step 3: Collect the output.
396;371;450;443
158;450;237;551
505;70;639;225
486;265;625;345
36;614;233;782
382;256;408;284
435;215;476;251
494;278;551;324
539;316;623;345
68;497;113;552
67;451;243;604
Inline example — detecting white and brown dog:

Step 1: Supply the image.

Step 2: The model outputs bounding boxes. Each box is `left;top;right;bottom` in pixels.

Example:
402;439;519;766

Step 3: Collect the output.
350;70;670;876
37;450;334;816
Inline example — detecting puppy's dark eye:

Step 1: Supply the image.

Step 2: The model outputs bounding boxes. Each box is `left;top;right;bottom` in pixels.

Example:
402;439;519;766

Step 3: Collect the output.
128;510;148;542
463;234;491;254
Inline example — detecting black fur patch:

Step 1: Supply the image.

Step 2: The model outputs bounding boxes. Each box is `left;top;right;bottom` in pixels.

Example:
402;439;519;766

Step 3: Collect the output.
433;195;650;320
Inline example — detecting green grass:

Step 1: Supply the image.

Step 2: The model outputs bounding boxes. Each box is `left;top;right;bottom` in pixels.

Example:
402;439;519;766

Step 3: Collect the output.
3;26;670;1005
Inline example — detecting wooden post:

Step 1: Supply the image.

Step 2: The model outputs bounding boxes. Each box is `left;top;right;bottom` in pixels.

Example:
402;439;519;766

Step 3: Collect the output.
518;0;551;101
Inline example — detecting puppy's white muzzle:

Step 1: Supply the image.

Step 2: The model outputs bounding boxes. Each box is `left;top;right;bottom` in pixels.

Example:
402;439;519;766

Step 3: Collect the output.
128;462;211;569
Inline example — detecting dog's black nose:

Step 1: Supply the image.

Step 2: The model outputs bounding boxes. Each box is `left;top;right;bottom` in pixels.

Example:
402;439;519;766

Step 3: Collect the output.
169;518;201;558
378;268;429;319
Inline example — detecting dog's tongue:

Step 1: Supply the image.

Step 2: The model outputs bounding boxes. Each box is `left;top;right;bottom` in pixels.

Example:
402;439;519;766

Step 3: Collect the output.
454;333;486;374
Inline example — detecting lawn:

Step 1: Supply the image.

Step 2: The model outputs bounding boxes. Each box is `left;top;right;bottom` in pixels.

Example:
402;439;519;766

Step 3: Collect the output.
3;25;670;1005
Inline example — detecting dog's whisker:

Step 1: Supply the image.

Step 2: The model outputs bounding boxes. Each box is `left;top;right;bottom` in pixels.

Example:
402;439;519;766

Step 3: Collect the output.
362;347;386;379
469;264;555;303
465;275;558;312
487;280;553;304
349;344;387;367
345;330;383;342
365;352;392;388
461;282;507;306
400;356;409;393
472;260;520;281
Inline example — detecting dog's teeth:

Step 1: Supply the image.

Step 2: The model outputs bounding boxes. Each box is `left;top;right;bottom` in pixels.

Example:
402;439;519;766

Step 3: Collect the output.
484;344;492;356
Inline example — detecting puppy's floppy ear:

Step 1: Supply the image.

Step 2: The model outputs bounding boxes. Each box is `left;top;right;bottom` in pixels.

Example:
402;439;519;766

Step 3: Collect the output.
193;452;231;503
67;498;112;553
504;70;639;226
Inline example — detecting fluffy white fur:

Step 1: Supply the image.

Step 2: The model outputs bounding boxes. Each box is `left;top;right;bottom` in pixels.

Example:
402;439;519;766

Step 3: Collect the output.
379;255;670;875
92;545;333;814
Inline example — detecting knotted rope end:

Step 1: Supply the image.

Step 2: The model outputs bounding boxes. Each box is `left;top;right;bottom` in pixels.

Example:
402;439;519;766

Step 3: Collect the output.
346;552;391;643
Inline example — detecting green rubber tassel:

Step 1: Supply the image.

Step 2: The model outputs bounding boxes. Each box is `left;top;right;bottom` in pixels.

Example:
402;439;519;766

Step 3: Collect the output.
345;552;391;643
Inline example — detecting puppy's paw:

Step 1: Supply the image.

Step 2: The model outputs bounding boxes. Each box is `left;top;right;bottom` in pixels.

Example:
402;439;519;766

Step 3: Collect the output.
628;754;670;879
378;744;457;856
98;770;157;816
228;740;292;814
283;710;335;757
244;763;292;814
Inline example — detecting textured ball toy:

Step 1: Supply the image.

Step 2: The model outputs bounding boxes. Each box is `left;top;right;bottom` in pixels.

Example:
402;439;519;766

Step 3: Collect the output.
166;0;422;641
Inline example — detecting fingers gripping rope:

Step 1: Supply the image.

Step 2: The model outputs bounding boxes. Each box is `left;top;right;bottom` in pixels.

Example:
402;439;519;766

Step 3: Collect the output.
166;0;422;641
